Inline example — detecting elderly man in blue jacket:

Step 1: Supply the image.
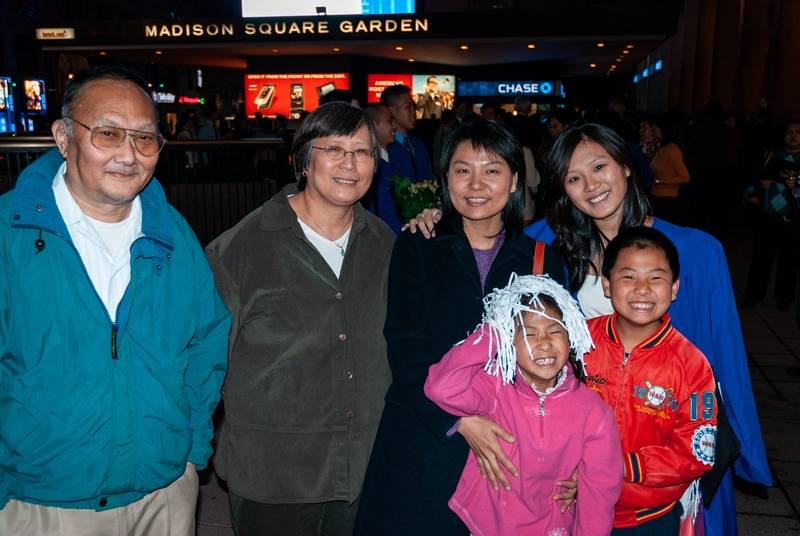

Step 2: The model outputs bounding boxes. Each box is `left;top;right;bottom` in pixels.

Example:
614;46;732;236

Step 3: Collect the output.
0;66;230;535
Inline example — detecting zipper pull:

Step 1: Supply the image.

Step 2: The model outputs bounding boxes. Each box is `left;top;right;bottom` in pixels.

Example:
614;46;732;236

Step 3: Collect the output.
538;397;547;417
111;325;118;360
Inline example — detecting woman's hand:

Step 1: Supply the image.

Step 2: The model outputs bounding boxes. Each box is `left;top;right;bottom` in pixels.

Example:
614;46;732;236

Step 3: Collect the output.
401;208;442;238
457;415;518;491
554;467;579;512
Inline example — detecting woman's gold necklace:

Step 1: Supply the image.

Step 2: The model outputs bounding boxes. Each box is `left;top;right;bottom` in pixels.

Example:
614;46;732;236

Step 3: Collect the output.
304;195;352;257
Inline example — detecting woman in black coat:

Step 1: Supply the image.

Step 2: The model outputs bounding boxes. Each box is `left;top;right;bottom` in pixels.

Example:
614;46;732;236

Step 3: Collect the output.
354;120;571;535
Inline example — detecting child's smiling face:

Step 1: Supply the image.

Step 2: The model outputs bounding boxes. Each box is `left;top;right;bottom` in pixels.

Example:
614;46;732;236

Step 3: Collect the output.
513;303;571;392
602;245;679;337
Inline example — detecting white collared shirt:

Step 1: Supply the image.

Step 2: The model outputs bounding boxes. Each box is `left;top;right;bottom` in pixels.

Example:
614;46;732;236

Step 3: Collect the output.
380;147;390;163
52;162;144;322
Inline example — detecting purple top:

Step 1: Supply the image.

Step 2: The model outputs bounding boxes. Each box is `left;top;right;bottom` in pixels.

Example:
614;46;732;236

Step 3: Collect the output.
473;231;506;292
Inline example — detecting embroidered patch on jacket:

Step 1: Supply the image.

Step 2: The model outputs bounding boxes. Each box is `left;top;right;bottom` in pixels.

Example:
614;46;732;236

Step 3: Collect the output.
692;424;717;465
548;527;568;536
643;381;674;410
632;382;678;412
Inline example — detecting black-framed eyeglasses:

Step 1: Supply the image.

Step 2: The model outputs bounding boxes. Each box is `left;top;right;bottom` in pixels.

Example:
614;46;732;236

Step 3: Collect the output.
312;145;375;164
65;117;166;157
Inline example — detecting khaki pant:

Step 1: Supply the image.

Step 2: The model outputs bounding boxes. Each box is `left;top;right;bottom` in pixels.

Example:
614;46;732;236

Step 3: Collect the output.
0;463;199;536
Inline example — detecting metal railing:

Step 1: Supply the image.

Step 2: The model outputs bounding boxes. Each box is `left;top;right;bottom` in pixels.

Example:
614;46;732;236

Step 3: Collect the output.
0;137;291;245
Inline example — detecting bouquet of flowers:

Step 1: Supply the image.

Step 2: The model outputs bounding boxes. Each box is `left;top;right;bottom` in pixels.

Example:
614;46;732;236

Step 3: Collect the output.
387;175;443;224
639;139;658;155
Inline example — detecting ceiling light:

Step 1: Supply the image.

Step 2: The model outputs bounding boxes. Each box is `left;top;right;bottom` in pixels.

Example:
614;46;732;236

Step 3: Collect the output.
627;45;634;49
590;63;596;68
408;58;415;62
623;50;629;54
460;45;468;50
597;43;605;47
527;44;535;49
616;58;622;62
396;46;403;51
155;51;162;55
273;49;278;52
333;48;339;51
99;51;106;55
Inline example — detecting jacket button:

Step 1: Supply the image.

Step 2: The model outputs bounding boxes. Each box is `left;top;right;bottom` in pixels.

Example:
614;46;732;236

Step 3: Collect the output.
13;215;20;220
339;333;346;341
166;253;171;259
36;205;43;211
99;498;107;507
347;372;353;379
156;265;162;270
347;411;353;418
335;292;343;299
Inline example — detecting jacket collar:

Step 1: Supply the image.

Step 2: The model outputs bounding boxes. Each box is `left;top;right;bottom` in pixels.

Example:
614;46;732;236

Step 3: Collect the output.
10;148;174;252
259;183;380;239
605;312;673;349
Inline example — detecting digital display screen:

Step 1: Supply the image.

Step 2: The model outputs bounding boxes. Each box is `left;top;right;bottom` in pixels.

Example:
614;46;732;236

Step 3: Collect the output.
457;80;559;97
24;79;46;113
244;73;350;118
0;77;12;111
242;0;414;18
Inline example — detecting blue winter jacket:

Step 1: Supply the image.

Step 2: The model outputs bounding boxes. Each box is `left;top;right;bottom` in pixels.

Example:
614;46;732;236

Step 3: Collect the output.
0;149;230;511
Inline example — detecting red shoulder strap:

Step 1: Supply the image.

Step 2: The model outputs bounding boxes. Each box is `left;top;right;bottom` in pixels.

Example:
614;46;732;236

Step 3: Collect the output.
533;241;546;275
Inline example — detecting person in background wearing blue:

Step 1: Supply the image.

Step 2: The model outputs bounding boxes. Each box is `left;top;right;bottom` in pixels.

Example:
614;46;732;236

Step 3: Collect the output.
381;84;434;184
526;123;771;536
362;102;404;234
0;66;230;535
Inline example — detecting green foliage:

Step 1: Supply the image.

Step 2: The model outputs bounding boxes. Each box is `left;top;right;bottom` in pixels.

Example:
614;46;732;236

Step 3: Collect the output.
387;175;443;224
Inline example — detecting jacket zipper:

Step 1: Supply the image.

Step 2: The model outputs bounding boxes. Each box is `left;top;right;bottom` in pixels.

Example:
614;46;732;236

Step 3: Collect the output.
22;225;136;360
614;351;632;411
538;396;546;441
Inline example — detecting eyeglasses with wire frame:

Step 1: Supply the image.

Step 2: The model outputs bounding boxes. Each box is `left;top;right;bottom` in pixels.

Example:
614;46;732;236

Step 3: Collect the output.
65;117;166;157
312;145;375;164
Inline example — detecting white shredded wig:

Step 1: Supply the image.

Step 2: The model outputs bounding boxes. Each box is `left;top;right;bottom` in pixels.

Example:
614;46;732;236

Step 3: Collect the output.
475;273;594;385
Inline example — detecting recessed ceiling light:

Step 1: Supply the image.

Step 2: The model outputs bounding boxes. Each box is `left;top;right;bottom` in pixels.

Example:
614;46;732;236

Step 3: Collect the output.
623;50;629;54
627;45;634;49
273;49;278;52
460;45;468;50
527;44;535;49
100;51;106;55
597;43;605;47
590;63;596;68
155;51;162;55
333;48;340;51
408;58;415;62
396;46;403;51
616;58;622;62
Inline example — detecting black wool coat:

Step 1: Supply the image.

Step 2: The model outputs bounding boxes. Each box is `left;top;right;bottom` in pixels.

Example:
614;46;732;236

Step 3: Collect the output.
353;222;566;536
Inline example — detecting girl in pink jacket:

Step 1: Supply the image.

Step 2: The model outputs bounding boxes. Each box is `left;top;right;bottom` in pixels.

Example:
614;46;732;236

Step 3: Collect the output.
425;274;622;536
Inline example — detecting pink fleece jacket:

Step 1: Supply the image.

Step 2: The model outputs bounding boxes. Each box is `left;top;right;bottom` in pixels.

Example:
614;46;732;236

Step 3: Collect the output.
424;326;622;536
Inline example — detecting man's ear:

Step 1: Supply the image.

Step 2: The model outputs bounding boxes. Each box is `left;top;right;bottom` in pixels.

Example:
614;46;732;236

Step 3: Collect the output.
52;120;70;158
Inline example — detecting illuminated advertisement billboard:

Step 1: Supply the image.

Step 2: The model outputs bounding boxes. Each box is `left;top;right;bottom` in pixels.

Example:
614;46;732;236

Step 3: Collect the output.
456;80;561;98
242;0;414;18
24;79;46;113
245;73;350;119
368;74;455;119
0;77;13;111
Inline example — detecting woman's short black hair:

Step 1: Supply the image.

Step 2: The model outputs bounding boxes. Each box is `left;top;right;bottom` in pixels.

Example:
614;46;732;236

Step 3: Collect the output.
291;101;380;190
602;226;680;282
543;123;652;293
436;119;526;239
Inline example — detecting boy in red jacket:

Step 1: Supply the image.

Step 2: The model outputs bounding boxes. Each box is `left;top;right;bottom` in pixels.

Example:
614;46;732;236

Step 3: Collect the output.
585;226;718;535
